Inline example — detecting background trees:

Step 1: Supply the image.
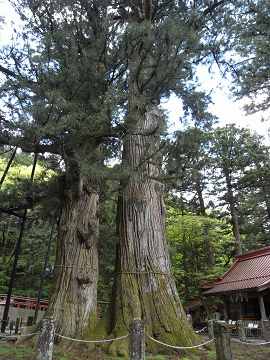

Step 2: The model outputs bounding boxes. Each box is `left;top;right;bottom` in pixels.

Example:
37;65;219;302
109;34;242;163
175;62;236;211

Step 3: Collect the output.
166;206;235;303
0;0;123;339
229;0;270;119
0;151;57;298
0;0;270;355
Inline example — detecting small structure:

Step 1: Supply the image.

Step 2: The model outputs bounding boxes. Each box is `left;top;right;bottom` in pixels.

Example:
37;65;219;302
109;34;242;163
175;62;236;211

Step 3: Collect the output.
184;298;207;326
199;247;270;322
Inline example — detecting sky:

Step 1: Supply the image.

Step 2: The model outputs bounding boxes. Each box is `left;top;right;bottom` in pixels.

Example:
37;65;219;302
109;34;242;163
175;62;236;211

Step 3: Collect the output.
161;66;270;142
1;0;269;143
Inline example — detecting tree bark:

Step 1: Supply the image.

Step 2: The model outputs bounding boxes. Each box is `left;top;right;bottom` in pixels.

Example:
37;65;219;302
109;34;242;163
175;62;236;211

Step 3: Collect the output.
46;161;99;345
84;2;206;354
225;172;242;255
196;179;215;265
93;102;202;356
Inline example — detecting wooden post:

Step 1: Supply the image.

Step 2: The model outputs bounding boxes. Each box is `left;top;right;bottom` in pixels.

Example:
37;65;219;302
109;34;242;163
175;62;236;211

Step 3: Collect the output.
213;321;233;360
223;298;229;322
208;320;214;340
27;315;34;327
258;295;267;321
129;318;145;360
9;320;15;334
15;318;20;334
35;317;55;360
237;320;246;342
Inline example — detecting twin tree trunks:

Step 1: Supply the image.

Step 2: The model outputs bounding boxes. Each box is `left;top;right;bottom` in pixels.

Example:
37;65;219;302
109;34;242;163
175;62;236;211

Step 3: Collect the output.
90;102;202;356
43;12;201;355
44;86;202;355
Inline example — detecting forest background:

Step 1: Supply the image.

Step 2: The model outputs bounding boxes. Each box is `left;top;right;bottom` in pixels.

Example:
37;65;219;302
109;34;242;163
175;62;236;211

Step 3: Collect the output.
0;0;270;353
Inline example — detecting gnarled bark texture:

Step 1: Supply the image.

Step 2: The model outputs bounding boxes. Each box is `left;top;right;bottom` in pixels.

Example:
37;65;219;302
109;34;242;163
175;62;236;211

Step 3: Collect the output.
84;1;212;354
92;104;202;356
46;162;99;345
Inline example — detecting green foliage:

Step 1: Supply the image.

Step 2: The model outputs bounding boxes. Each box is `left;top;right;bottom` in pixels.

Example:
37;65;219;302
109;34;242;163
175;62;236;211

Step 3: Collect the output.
0;148;59;298
0;2;269;340
209;124;270;251
0;149;61;217
98;180;119;302
0;260;10;294
228;1;270;117
0;215;56;298
166;202;235;301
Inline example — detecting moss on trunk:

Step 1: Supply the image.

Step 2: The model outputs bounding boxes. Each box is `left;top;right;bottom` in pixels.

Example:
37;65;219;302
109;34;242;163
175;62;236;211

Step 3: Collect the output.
83;104;204;356
45;163;99;346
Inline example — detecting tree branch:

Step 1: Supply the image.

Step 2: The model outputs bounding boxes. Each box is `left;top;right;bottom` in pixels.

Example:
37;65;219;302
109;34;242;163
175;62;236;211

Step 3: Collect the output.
0;64;17;78
203;0;227;17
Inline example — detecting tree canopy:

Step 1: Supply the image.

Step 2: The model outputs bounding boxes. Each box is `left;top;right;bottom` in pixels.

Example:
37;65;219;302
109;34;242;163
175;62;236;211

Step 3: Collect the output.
0;0;270;356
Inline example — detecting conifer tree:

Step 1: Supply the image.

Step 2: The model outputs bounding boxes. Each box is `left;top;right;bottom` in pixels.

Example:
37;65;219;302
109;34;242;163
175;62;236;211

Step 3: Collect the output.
164;126;216;265
1;0;241;353
237;134;270;248
0;0;121;340
228;0;270;118
208;124;270;255
87;0;233;356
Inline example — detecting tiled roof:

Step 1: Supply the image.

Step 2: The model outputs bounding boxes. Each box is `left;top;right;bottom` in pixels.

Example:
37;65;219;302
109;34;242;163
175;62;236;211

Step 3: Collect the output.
184;298;203;310
201;247;270;295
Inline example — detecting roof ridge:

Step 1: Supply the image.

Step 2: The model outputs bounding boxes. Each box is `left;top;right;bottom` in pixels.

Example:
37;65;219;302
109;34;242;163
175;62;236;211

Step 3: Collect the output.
216;274;270;285
239;251;270;261
236;247;270;260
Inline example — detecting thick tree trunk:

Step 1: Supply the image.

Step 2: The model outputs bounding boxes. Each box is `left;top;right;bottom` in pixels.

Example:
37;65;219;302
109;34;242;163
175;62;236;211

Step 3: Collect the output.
91;104;202;356
85;3;203;352
46;164;99;345
225;172;242;255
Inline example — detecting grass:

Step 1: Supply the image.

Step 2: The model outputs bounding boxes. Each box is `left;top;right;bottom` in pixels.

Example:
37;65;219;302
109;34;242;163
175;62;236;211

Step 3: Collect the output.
0;343;36;359
0;338;269;359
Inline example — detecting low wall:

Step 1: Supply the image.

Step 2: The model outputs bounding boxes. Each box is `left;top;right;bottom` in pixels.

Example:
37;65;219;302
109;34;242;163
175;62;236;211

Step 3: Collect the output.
0;305;45;323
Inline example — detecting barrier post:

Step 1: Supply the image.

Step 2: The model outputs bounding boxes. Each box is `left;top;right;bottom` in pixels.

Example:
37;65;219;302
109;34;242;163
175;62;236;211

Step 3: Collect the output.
27;315;34;327
9;320;15;334
35;317;55;360
129;318;145;360
262;320;270;340
237;320;246;342
208;320;214;340
213;321;233;360
15;318;20;334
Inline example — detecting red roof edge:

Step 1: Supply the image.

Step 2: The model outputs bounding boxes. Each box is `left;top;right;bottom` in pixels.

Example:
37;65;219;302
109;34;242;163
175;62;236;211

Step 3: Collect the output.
198;246;270;294
198;258;240;290
235;246;270;261
198;277;222;289
184;298;204;310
